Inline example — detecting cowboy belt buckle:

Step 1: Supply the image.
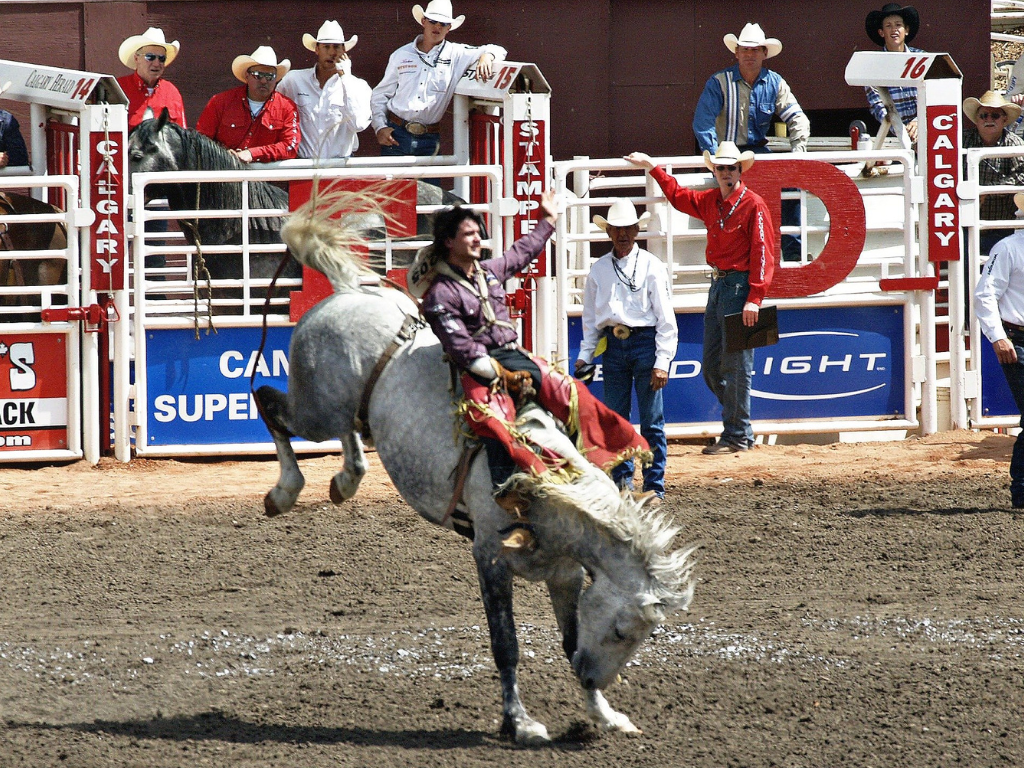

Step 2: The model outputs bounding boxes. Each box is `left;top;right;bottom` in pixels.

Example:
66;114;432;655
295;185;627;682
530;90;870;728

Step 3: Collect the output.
405;121;428;136
612;324;631;340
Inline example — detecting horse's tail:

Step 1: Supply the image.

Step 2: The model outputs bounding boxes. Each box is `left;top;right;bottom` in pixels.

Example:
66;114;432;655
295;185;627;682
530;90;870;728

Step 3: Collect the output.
281;183;401;293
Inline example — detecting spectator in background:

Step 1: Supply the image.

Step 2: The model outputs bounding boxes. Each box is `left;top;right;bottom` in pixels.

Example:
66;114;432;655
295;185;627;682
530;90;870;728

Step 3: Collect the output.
692;23;809;155
693;22;808;260
277;20;372;160
196;46;299;163
963;91;1024;254
116;27;186;130
371;0;506;156
864;3;923;143
0;107;29;168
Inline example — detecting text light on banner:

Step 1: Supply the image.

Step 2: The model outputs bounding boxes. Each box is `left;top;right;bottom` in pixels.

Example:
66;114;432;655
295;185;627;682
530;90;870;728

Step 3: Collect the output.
89;132;126;291
0;333;69;451
925;104;961;261
513;118;547;277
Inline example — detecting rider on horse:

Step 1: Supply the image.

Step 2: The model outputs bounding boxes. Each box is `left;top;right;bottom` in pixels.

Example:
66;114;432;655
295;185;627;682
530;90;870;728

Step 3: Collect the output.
412;190;652;518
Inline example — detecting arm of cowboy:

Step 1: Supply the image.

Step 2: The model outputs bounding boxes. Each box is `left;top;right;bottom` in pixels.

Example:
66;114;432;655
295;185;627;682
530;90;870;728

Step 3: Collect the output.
483;218;555;282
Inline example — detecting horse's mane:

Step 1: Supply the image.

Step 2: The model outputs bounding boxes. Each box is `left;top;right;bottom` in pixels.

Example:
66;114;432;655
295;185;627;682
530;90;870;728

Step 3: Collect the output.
138;120;288;213
508;472;697;610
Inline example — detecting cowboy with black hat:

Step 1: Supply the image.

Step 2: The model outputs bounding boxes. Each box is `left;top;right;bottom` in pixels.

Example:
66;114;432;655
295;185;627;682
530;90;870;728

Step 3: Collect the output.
864;4;924;142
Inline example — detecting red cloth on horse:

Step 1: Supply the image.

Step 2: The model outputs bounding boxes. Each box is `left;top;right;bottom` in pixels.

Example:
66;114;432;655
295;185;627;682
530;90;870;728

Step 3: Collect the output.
460;357;649;478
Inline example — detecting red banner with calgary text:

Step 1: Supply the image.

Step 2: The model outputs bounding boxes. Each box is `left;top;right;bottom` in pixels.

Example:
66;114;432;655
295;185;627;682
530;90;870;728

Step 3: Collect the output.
925;104;960;262
0;333;69;451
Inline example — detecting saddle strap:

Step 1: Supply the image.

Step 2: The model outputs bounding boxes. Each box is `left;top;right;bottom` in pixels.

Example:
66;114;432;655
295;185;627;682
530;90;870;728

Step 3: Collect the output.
442;442;483;525
354;314;424;439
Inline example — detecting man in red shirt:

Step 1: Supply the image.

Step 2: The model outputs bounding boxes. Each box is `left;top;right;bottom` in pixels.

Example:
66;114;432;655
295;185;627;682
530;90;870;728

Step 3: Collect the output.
116;27;186;130
196;46;299;163
626;143;775;454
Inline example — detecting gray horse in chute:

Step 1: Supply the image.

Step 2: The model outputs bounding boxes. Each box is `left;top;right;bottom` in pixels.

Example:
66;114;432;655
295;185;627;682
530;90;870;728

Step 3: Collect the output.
254;191;698;743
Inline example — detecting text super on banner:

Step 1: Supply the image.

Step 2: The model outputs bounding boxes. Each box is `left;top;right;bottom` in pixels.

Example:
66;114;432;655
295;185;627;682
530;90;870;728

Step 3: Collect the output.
0;333;69;451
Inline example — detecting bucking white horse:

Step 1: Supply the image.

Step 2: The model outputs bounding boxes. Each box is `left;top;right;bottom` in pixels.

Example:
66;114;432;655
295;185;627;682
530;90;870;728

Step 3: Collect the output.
255;194;697;743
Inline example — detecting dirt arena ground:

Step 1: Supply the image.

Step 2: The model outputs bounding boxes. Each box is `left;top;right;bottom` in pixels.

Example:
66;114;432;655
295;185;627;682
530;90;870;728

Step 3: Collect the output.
0;430;1022;767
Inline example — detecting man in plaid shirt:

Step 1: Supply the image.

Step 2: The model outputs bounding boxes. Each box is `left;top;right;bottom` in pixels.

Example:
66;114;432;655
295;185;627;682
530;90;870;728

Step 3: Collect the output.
963;91;1024;253
864;4;924;143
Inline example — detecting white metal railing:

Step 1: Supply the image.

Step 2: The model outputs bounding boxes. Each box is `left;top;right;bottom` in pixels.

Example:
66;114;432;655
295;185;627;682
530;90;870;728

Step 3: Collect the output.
961;144;1024;430
552;151;926;438
127;163;507;458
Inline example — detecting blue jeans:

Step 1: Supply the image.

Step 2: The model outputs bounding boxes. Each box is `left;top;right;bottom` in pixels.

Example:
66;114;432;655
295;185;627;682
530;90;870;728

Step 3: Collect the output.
602;327;667;494
703;271;754;447
1000;326;1024;504
380;121;441;157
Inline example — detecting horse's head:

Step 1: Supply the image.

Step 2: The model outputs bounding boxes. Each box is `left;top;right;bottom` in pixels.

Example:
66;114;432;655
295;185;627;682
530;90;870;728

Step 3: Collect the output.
128;109;182;174
531;483;696;691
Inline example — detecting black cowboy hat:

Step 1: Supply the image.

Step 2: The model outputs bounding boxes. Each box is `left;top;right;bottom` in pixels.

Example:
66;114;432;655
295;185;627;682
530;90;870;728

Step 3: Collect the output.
865;3;920;47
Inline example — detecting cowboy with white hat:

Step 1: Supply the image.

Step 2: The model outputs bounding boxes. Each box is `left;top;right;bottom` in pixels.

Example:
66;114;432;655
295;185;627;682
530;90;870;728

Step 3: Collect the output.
975;191;1024;509
863;4;926;144
963;91;1024;252
277;20;373;160
575;198;677;497
115;27;186;130
370;0;506;156
624;146;775;455
195;46;299;163
693;22;808;156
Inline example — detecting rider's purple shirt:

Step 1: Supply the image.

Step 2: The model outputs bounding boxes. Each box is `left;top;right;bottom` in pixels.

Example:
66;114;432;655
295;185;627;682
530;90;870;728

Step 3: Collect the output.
422;219;554;371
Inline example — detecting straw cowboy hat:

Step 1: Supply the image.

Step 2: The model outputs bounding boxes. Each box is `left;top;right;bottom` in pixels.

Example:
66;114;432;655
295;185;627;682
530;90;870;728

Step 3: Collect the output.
413;0;465;31
593;199;651;232
118;27;180;69
724;23;782;59
231;46;291;83
703;141;756;173
303;20;358;52
963;91;1023;125
865;3;920;47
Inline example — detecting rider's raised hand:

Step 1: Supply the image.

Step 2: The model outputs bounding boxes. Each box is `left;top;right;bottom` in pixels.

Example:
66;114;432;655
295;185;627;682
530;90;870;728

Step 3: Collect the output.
539;189;559;224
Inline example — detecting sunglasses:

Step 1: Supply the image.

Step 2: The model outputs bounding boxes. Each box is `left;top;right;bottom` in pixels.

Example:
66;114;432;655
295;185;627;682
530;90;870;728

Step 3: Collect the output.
140;53;167;63
247;70;277;82
977;110;1007;120
714;164;740;172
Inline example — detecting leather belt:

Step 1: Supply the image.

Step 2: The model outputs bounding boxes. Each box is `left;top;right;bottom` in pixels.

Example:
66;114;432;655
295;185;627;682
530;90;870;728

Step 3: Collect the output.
605;324;654;340
1003;320;1024;334
711;267;748;280
387;109;441;135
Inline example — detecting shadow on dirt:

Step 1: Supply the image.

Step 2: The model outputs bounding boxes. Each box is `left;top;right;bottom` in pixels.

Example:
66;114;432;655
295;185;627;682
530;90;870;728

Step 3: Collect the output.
9;711;493;750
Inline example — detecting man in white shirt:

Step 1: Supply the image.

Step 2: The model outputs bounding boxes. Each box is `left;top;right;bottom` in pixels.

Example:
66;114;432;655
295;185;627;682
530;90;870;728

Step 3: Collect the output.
975;192;1024;508
277;20;372;160
370;0;506;156
575;199;678;498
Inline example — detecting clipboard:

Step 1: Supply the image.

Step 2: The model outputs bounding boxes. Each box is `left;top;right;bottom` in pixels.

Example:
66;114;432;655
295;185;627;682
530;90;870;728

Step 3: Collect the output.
725;305;779;353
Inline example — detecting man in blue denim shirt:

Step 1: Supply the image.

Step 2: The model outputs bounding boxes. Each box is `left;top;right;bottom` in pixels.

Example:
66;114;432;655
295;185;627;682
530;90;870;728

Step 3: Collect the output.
692;23;809;156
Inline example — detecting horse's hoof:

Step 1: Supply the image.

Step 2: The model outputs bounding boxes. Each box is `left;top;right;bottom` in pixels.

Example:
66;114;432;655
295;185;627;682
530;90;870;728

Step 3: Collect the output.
514;720;550;745
329;476;344;504
264;491;293;518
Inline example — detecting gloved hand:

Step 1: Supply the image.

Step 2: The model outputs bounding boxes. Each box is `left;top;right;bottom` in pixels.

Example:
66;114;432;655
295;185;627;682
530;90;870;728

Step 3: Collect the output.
491;359;536;407
336;58;352;76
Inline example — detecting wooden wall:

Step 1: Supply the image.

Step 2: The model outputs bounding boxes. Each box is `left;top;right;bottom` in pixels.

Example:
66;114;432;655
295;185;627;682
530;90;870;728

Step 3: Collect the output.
0;0;993;160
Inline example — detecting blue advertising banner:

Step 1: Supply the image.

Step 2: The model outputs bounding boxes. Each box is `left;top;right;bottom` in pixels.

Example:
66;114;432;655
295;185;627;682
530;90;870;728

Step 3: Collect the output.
980;338;1019;418
568;305;906;424
144;327;292;446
